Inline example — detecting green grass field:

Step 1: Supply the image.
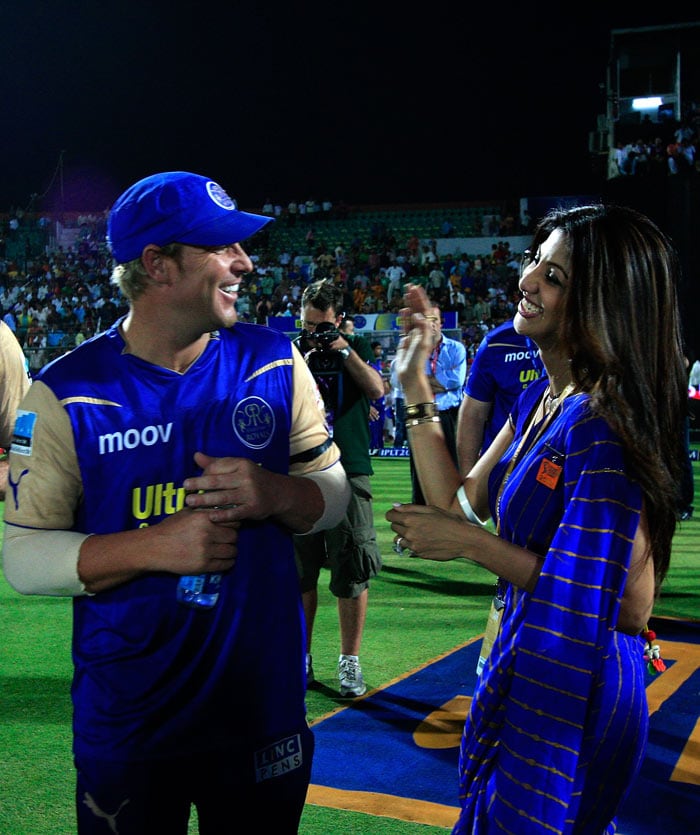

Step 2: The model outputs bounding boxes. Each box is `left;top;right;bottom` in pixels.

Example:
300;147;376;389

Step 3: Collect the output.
1;455;698;834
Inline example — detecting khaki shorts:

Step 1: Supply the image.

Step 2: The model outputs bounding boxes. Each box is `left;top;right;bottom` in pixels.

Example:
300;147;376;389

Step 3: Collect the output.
294;474;382;599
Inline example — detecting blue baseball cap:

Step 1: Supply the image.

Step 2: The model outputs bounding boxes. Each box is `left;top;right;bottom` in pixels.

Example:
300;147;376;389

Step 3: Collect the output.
107;171;273;263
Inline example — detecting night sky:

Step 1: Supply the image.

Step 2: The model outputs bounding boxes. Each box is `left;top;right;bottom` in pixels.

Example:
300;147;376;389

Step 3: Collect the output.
2;5;698;213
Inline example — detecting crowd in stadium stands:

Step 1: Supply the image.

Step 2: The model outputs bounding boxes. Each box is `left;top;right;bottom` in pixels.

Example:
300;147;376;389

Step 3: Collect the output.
613;119;699;177
0;203;530;380
2;117;698;378
4;118;697;380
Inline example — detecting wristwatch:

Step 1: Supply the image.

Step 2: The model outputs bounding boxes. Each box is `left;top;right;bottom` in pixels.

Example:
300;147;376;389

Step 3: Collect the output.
338;346;352;360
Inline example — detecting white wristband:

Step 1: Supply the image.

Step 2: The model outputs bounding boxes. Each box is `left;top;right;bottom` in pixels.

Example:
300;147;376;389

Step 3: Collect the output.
296;460;351;535
456;485;487;527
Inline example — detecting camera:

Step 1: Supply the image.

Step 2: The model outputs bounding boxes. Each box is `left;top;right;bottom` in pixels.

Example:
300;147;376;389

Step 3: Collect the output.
306;349;344;375
293;323;344;427
295;321;345;377
304;321;341;352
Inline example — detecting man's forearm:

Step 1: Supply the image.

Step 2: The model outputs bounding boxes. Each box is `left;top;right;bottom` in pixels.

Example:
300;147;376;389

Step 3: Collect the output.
344;350;384;399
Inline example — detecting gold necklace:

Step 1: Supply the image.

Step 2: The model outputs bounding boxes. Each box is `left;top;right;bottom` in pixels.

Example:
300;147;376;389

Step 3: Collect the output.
544;382;575;414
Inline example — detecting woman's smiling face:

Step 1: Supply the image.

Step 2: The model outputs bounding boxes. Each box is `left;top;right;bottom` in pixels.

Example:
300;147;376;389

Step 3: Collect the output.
514;228;571;353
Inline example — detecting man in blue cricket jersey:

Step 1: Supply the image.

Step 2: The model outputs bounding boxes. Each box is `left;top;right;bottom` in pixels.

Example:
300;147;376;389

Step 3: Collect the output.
457;318;544;474
2;171;350;833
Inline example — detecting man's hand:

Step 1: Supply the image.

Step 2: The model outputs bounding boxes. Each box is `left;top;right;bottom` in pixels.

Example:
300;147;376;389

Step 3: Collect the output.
183;452;283;523
183;451;325;533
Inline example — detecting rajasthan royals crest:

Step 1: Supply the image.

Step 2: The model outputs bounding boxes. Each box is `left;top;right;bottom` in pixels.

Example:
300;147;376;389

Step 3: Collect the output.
232;396;275;449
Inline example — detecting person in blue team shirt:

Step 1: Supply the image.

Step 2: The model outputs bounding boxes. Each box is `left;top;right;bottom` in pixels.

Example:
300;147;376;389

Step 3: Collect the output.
457;319;544;475
368;341;386;450
2;171;350;834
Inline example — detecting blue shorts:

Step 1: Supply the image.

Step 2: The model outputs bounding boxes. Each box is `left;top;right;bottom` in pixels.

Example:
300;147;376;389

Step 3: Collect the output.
74;725;314;834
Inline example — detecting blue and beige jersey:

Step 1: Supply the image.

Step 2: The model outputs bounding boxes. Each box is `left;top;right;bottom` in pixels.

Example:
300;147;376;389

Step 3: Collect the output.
5;319;338;761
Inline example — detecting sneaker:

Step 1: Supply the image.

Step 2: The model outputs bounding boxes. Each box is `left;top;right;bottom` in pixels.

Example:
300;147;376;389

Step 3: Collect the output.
306;653;315;687
338;655;367;697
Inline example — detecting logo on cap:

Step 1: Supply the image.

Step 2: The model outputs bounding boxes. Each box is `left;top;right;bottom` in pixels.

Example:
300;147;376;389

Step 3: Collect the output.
206;181;237;212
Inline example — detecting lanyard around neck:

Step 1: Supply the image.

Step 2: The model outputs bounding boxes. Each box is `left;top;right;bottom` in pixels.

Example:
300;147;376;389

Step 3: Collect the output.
495;382;575;533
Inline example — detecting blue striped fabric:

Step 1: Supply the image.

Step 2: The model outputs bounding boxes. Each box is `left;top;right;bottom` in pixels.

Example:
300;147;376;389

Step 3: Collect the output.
455;378;647;834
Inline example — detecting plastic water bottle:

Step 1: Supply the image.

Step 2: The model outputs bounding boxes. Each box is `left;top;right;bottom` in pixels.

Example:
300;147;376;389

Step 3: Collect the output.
176;573;222;609
176;497;235;608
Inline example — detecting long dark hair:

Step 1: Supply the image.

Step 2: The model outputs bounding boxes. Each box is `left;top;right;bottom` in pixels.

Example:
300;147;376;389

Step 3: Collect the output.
531;204;687;588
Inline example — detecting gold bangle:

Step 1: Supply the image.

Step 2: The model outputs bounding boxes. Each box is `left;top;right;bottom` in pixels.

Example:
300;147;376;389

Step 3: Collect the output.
404;402;437;420
406;415;441;428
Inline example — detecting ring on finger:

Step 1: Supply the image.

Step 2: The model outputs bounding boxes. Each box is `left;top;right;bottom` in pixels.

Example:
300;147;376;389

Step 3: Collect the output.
394;536;405;554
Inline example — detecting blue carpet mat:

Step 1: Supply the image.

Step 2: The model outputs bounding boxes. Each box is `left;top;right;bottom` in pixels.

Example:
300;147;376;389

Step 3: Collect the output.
308;616;700;832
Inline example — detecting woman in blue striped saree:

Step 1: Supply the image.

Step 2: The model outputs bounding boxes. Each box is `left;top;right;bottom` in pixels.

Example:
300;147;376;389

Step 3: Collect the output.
387;205;687;834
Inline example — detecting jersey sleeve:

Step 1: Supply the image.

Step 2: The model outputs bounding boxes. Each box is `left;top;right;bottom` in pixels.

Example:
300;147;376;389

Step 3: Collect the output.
0;323;30;448
464;334;495;403
4;380;83;530
289;344;341;476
